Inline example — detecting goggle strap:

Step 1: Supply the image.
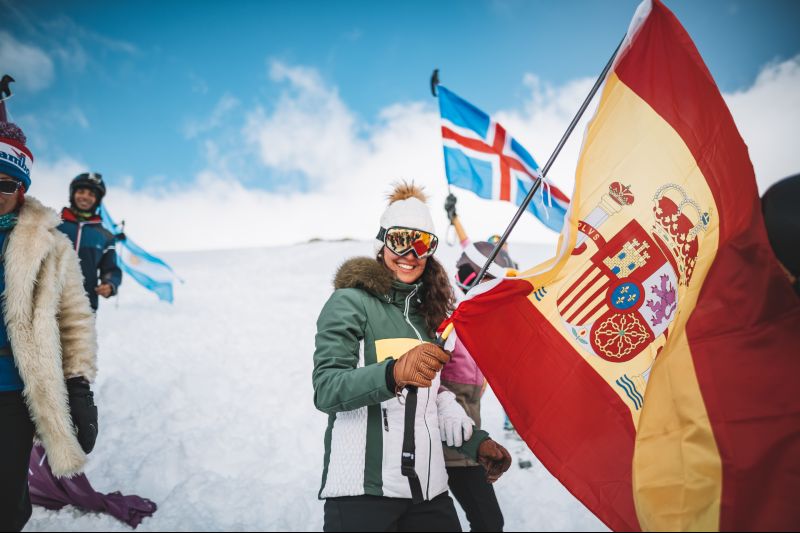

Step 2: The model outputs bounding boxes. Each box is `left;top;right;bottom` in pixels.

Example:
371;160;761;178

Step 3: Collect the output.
376;227;387;242
462;271;477;287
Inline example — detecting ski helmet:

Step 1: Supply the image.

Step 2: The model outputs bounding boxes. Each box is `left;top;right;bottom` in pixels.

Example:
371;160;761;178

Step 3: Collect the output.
70;172;106;208
455;240;516;292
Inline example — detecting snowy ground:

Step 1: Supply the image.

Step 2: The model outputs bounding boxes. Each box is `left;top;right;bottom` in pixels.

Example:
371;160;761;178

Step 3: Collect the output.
25;240;607;532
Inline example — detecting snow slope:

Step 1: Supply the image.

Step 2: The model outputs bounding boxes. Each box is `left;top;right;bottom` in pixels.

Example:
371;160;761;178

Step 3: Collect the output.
26;240;607;532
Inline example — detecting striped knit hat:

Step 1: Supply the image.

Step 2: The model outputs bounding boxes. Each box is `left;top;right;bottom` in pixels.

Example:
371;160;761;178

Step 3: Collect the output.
0;121;33;192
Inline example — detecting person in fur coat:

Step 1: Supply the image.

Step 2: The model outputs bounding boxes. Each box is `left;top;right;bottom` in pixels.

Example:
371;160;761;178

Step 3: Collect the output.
0;119;98;532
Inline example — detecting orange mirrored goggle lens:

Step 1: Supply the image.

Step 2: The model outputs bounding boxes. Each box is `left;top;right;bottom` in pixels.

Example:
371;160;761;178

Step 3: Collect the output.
383;227;439;258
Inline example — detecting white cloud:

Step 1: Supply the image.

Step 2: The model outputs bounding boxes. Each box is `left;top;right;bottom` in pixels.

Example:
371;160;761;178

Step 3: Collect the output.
70;107;90;129
0;31;54;92
41;15;138;57
495;74;597;197
51;38;89;73
29;157;87;209
724;54;800;192
243;61;367;184
28;56;800;253
184;94;240;139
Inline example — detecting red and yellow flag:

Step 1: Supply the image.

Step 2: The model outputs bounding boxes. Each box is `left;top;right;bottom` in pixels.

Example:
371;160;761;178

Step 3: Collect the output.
448;1;800;530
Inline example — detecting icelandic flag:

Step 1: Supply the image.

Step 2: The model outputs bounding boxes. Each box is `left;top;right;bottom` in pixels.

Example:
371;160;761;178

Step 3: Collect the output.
437;85;570;232
99;205;179;303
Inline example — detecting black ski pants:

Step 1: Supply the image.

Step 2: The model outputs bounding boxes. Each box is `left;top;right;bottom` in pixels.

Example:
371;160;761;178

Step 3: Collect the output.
323;492;462;532
0;391;35;532
447;466;504;532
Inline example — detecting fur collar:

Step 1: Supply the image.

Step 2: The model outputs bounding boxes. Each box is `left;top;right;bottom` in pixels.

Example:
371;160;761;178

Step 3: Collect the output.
334;257;394;297
334;256;424;305
18;196;62;233
5;197;60;292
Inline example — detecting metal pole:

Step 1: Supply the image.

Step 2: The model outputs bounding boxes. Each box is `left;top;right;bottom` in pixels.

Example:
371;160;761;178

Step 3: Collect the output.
469;37;624;290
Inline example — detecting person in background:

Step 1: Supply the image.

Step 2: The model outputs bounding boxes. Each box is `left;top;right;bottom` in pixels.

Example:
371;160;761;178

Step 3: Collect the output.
440;193;521;532
0;119;99;532
58;172;122;311
761;174;800;296
313;182;511;532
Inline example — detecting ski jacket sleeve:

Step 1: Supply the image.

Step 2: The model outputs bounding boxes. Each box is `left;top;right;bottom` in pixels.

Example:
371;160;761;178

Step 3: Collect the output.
56;236;98;382
313;289;395;415
437;386;489;460
99;233;122;293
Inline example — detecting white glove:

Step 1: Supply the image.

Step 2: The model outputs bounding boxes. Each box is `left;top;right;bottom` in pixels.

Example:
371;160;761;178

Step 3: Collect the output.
437;390;475;447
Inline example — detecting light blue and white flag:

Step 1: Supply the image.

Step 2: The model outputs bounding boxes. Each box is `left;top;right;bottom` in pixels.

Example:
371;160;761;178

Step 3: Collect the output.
99;205;179;303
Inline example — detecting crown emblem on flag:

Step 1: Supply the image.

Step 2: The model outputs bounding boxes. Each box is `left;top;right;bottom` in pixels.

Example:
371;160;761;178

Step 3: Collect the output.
651;183;710;285
609;182;635;206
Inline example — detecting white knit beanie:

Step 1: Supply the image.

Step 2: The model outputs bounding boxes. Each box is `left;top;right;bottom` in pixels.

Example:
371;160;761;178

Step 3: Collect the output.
374;182;436;254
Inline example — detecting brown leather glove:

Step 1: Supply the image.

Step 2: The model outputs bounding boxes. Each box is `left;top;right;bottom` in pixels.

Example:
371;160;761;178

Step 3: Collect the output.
477;439;512;483
393;343;450;391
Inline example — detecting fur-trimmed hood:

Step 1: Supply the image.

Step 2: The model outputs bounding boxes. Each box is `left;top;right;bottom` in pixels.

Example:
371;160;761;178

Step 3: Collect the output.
333;256;425;303
4;196;97;477
334;257;394;297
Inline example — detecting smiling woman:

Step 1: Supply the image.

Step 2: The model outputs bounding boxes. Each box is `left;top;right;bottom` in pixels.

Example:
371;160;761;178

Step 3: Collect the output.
311;181;512;532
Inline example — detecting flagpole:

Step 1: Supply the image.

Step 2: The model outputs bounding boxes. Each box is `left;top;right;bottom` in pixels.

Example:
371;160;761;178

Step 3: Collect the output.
469;37;624;290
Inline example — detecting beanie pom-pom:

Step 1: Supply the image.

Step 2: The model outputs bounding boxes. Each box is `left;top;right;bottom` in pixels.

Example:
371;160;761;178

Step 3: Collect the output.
0;122;27;145
387;180;428;205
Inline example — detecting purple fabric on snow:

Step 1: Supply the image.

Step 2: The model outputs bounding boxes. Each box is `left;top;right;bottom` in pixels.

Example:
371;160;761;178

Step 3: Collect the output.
28;444;157;528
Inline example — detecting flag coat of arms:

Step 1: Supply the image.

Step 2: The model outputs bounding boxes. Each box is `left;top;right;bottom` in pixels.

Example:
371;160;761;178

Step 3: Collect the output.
437;85;570;232
446;1;800;531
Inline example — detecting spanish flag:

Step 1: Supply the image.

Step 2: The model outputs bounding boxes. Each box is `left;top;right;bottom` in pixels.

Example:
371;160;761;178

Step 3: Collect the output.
447;1;800;530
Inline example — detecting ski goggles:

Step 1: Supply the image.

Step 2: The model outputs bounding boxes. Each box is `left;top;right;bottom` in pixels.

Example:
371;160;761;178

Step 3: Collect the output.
377;226;439;259
487;234;502;245
0;179;21;195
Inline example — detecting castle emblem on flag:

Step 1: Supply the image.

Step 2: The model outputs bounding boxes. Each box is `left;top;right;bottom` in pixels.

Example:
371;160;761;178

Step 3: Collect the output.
558;181;710;363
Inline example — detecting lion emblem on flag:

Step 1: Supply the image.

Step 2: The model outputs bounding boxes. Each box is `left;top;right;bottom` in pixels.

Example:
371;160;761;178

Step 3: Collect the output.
558;182;710;363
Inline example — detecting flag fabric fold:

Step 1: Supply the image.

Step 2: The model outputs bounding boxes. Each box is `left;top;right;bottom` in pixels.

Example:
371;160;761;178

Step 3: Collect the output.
447;1;800;531
100;205;179;303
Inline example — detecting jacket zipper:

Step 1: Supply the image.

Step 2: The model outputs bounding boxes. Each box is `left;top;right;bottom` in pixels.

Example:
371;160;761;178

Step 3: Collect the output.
402;285;433;499
382;407;389;432
403;287;423;343
73;219;102;252
74;222;85;251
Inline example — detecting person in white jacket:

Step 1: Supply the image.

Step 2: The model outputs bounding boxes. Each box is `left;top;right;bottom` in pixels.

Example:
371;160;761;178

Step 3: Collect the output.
313;182;511;532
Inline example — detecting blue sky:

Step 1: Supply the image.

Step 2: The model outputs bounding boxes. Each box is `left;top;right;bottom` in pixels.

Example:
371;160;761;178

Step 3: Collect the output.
1;0;799;250
3;0;799;189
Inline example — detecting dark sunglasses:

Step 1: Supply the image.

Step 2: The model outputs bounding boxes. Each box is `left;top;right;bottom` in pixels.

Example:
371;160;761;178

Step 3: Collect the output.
0;179;21;195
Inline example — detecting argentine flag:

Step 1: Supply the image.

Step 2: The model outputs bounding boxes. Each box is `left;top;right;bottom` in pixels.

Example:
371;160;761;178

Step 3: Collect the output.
99;205;179;303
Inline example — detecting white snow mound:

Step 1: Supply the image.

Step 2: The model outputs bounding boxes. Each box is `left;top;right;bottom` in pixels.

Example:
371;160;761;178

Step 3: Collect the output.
26;240;606;532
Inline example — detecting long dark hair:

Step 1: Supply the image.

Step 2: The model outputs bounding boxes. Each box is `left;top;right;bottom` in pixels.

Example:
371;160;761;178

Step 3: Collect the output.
420;256;457;335
377;252;456;335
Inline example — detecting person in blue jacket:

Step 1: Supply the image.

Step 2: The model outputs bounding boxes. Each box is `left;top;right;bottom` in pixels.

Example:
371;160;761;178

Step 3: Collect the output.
57;172;122;311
